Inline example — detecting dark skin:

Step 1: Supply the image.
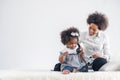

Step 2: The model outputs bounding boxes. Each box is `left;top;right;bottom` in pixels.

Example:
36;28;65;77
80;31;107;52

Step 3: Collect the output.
89;23;107;59
59;38;85;74
59;38;85;67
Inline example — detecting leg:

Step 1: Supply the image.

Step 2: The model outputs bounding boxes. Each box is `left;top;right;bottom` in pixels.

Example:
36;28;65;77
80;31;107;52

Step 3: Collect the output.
92;57;107;71
62;66;73;74
78;64;88;72
54;63;61;71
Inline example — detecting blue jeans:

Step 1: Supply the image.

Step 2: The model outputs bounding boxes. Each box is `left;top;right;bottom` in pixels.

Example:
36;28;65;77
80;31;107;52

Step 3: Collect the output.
62;66;74;72
77;65;88;72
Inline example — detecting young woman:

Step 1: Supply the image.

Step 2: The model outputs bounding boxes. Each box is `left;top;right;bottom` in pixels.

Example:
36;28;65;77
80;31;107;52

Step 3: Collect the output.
80;12;111;71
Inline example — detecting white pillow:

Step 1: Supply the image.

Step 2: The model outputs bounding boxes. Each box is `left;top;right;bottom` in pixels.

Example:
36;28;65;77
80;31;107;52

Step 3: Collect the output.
99;62;120;71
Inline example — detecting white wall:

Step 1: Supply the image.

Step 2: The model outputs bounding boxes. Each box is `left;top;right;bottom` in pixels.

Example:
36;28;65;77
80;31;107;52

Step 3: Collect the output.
0;0;120;70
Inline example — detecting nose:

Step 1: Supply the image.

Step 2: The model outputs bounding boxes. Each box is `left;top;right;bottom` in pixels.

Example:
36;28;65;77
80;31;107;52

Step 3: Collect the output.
89;29;93;33
71;44;76;48
89;29;94;35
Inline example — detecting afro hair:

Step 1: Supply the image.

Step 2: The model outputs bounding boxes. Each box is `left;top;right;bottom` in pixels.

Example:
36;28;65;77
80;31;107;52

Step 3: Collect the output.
87;12;108;31
60;27;80;45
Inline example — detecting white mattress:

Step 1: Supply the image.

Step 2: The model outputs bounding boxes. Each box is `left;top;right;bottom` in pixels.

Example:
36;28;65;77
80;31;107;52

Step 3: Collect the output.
0;70;120;80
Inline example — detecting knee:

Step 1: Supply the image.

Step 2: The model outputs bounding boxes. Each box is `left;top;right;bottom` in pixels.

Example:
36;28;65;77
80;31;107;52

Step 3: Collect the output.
92;58;107;71
62;66;74;72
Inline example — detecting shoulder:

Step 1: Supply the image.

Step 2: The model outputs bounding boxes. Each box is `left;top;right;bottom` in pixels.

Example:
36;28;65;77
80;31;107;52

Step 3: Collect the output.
80;31;88;40
99;31;109;43
80;31;88;36
99;31;109;39
60;47;68;54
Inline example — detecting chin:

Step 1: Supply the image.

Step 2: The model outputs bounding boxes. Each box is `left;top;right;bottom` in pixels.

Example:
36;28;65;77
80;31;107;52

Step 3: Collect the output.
70;47;76;49
89;34;93;36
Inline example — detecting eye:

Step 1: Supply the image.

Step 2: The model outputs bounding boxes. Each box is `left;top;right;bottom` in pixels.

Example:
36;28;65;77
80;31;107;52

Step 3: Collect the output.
93;29;96;32
89;27;92;29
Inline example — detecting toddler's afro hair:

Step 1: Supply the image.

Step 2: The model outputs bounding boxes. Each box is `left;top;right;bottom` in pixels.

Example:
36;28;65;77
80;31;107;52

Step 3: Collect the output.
60;27;80;45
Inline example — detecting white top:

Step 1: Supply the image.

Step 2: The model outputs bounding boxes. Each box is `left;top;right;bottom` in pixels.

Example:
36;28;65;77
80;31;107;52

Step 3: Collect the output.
79;31;110;62
60;45;86;70
61;45;79;54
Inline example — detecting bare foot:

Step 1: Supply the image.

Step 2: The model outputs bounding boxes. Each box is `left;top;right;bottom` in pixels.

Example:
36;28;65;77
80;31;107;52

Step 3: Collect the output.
62;70;70;74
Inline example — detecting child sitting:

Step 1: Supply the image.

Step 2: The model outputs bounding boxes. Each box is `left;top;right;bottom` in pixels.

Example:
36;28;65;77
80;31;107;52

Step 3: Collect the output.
59;27;87;74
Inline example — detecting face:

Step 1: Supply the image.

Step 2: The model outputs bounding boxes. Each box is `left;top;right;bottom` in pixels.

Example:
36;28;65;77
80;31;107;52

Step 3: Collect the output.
89;23;99;36
66;38;78;49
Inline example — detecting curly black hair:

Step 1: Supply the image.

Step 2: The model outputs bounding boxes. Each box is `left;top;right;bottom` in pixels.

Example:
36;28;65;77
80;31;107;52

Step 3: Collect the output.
60;27;80;45
87;12;108;31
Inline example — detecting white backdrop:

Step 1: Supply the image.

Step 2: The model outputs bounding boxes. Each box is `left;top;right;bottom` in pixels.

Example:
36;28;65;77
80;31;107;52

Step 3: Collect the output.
0;0;120;70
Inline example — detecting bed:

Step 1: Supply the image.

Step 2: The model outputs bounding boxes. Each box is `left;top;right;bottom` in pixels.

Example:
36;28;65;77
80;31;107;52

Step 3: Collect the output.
0;69;120;80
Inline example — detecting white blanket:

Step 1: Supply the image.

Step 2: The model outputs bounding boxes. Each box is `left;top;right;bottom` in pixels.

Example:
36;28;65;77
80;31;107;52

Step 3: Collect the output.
0;70;120;80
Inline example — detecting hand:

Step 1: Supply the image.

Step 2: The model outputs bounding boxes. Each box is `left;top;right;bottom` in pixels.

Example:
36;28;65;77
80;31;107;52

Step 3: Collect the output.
92;53;107;59
92;53;100;59
59;52;68;63
62;52;69;56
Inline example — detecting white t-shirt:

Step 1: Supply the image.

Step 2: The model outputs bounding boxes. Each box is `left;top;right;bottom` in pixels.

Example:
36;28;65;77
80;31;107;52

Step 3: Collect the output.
61;45;79;54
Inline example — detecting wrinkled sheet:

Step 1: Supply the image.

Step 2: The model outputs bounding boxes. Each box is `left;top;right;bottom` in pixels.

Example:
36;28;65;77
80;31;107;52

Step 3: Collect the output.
0;70;120;80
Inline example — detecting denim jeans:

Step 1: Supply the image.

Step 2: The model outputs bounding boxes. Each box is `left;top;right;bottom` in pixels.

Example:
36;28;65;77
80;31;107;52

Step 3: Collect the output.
62;66;74;72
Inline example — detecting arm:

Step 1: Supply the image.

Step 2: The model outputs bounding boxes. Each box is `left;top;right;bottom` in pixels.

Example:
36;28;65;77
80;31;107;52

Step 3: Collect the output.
80;46;85;60
78;32;86;60
92;35;110;61
59;52;68;63
102;35;111;61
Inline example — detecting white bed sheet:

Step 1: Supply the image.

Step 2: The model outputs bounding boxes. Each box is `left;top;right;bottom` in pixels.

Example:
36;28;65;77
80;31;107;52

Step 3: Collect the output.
0;70;120;80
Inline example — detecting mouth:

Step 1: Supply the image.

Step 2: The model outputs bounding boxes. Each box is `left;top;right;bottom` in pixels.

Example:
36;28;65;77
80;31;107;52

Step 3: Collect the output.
70;46;76;49
70;47;75;49
89;32;94;36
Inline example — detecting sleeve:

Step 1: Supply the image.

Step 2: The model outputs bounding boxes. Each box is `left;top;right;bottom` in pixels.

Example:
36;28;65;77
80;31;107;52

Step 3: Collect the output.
79;31;87;50
103;34;111;61
79;31;86;43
